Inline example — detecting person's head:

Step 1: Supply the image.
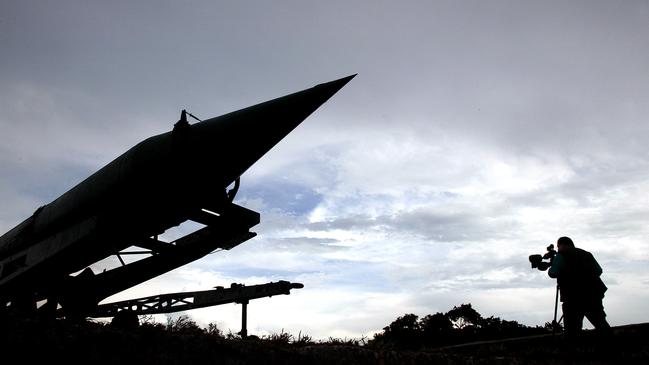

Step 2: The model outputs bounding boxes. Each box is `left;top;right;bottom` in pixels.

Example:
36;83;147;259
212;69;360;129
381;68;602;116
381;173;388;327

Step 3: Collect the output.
557;236;575;252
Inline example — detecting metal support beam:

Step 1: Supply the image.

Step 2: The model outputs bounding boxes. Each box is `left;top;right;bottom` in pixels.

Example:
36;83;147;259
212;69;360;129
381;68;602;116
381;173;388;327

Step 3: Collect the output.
134;237;175;253
56;203;261;317
116;253;125;266
90;280;303;318
240;299;249;339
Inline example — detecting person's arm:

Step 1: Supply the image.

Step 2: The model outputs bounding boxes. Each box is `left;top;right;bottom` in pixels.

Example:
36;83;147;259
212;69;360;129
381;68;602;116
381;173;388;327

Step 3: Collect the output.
548;253;564;278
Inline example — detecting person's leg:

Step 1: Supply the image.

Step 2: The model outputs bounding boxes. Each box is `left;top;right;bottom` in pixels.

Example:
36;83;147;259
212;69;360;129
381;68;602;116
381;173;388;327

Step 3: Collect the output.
585;298;616;357
562;301;585;343
585;299;612;338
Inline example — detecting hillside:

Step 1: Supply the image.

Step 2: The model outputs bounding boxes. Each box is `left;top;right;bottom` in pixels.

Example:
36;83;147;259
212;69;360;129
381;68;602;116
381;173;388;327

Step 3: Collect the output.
1;315;647;364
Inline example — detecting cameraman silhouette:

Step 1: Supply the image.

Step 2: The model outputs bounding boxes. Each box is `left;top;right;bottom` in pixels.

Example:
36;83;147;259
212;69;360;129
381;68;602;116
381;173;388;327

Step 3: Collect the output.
548;236;611;339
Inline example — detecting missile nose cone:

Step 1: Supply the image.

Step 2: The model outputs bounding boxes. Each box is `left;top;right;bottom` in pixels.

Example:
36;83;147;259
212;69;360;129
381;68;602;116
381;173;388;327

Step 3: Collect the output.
287;73;357;119
190;74;356;187
316;74;357;95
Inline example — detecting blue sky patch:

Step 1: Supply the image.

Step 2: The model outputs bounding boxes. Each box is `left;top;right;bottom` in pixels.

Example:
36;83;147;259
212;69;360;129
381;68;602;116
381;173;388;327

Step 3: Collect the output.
238;179;323;216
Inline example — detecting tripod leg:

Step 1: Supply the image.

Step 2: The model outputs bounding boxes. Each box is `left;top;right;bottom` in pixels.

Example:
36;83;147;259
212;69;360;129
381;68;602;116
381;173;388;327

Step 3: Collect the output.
552;285;560;336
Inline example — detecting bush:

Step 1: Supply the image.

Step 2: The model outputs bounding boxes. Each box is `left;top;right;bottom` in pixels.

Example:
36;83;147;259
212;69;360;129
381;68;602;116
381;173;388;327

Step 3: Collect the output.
369;303;551;350
166;315;204;336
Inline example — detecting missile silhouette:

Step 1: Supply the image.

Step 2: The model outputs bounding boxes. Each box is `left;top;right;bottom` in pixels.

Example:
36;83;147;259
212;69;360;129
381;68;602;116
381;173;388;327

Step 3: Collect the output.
0;74;355;313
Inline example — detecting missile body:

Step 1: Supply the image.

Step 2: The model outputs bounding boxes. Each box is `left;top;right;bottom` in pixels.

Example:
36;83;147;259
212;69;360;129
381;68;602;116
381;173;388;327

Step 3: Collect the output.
0;75;355;308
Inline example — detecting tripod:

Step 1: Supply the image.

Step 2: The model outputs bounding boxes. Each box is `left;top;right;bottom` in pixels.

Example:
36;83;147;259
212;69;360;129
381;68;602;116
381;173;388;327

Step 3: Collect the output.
552;284;564;335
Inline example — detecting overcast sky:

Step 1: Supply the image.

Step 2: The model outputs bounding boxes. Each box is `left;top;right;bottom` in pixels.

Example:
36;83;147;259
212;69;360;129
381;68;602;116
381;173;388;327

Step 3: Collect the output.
2;1;649;339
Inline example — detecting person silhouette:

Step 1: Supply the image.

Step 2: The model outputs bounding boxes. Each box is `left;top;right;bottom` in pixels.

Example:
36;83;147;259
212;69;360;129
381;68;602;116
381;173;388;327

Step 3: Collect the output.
548;236;611;340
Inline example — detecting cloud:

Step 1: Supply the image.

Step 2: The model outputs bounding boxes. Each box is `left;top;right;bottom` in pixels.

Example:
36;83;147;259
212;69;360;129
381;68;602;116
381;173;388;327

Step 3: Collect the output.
307;208;512;242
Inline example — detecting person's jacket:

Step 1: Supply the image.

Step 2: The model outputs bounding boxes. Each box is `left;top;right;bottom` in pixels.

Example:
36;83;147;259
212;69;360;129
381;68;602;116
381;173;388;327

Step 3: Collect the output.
548;247;607;302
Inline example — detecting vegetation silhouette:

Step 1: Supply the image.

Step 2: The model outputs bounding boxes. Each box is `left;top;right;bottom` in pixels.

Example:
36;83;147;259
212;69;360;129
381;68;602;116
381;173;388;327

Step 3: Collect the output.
369;303;551;350
3;308;648;364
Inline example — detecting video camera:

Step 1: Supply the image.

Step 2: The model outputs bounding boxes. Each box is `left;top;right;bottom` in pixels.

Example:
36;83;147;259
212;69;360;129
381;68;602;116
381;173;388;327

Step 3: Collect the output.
528;244;557;271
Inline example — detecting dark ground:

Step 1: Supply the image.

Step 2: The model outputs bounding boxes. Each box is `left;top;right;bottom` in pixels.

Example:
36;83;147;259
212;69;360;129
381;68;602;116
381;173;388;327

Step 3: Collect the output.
1;315;647;364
